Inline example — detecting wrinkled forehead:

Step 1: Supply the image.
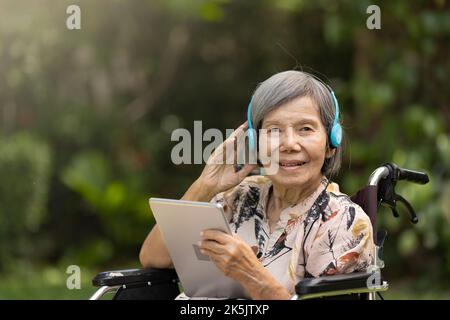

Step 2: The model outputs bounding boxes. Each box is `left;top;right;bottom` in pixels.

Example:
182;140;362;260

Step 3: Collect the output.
261;96;322;127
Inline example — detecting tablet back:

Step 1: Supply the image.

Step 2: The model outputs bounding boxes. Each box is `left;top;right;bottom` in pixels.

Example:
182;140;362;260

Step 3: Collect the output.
149;197;247;298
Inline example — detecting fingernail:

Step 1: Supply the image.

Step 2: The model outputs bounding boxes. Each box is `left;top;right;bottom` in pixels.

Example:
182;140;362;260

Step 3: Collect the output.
197;241;202;247
200;231;204;237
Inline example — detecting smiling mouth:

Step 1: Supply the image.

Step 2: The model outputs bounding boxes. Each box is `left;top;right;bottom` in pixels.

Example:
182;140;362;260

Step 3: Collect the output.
279;161;308;168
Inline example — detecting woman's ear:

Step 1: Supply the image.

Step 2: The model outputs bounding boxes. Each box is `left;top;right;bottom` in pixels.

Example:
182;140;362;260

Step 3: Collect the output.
325;147;336;159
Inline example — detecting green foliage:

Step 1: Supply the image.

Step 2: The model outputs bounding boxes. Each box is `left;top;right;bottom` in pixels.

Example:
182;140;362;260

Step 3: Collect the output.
0;0;449;297
0;133;52;269
61;150;154;256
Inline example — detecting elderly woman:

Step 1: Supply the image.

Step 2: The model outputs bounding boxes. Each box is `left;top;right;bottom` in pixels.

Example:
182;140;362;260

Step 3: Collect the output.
139;70;374;300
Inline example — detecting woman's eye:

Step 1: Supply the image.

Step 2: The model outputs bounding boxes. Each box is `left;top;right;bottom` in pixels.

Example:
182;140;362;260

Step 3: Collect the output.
299;127;312;132
268;128;280;133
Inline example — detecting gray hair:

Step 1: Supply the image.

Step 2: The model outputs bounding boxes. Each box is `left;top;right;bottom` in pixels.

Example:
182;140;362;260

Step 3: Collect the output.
250;70;343;178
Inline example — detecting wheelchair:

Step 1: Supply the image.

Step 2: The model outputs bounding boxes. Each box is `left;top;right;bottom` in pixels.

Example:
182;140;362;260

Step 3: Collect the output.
89;162;429;300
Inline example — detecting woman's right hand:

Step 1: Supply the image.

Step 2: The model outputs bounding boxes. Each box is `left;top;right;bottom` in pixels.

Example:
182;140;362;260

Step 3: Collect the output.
145;122;257;268
197;121;257;196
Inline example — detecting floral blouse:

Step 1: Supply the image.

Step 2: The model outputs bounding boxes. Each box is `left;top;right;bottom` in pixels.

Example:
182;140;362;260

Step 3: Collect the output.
210;175;375;295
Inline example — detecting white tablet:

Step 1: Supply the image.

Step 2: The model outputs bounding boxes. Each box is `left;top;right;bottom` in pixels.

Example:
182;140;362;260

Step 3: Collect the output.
149;197;247;299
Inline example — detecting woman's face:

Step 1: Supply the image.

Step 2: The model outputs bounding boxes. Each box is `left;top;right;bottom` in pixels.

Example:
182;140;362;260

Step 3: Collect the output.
259;96;334;188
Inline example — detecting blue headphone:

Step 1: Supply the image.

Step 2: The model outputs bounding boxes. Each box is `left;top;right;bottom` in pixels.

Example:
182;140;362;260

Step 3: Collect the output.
247;78;342;153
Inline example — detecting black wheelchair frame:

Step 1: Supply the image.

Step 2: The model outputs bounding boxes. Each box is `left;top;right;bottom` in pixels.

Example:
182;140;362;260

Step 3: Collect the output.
89;162;429;300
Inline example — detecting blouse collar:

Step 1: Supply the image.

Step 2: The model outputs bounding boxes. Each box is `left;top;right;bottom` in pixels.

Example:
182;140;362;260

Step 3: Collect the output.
260;176;330;225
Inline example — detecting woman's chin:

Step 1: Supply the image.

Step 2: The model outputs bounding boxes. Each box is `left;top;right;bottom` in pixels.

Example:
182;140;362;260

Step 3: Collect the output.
269;172;310;187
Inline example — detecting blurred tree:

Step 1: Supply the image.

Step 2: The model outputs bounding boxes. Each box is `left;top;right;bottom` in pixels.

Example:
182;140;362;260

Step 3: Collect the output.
0;133;51;270
0;0;448;290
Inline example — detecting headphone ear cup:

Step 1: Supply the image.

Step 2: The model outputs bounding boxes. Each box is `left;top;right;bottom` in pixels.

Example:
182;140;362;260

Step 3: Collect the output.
330;123;342;148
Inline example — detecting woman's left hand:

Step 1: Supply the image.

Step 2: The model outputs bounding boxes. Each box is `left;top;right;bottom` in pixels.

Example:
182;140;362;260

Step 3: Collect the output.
198;230;260;283
199;229;291;300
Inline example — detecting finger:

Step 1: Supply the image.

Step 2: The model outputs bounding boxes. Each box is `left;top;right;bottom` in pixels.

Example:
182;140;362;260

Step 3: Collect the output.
204;250;225;269
237;164;257;180
199;239;225;255
235;132;249;165
217;122;248;162
224;135;238;165
207;146;223;165
233;135;238;164
214;136;236;165
234;121;248;133
226;130;249;165
208;122;248;165
227;121;248;141
201;229;233;245
222;140;228;164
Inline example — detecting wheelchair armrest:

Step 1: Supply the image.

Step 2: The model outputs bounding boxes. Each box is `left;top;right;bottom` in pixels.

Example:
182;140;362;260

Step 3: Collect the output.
92;268;178;287
295;271;382;297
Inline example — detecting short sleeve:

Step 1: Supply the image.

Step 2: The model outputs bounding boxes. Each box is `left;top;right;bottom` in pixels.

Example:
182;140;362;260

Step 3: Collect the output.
305;204;374;277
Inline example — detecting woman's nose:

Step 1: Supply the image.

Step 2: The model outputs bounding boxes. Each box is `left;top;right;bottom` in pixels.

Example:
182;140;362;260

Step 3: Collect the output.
279;128;301;152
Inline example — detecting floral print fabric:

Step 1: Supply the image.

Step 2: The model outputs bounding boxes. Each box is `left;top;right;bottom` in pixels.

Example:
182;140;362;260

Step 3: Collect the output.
211;175;374;295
